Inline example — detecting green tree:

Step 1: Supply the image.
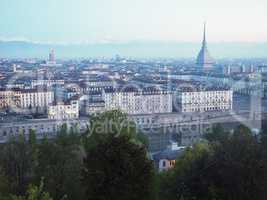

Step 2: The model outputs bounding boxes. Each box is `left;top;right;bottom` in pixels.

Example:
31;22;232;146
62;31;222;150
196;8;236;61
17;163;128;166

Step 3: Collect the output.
204;123;228;143
83;110;148;151
159;125;267;200
158;143;211;200
0;168;10;200
12;179;53;200
35;130;85;200
82;134;154;200
0;134;37;195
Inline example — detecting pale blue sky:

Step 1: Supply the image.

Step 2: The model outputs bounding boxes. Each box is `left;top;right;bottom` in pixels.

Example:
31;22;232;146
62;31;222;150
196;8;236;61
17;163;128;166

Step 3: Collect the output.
1;0;267;44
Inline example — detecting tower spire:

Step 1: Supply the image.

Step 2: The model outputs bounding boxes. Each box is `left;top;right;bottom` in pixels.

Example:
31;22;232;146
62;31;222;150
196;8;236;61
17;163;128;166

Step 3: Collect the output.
196;22;214;70
203;22;206;47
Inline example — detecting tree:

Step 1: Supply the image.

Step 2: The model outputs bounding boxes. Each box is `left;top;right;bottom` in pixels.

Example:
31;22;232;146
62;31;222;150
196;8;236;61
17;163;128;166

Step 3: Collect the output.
83;110;148;151
82;134;154;200
0;134;37;195
0;167;10;200
12;179;53;200
82;110;154;200
35;129;85;200
205;125;265;200
158;143;212;200
233;124;252;138
204;123;228;143
158;125;267;200
28;130;39;178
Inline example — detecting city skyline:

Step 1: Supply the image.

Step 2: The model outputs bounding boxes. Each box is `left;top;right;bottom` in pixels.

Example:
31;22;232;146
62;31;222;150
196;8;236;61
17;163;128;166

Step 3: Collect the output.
0;1;267;199
1;0;267;44
1;40;267;59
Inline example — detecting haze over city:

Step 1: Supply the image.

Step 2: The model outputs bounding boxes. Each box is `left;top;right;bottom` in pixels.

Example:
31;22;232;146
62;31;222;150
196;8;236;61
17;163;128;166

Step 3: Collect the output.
1;1;267;200
1;0;267;58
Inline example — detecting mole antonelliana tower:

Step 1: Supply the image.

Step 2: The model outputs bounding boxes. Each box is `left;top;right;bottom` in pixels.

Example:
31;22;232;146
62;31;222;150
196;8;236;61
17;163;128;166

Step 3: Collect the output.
196;23;214;70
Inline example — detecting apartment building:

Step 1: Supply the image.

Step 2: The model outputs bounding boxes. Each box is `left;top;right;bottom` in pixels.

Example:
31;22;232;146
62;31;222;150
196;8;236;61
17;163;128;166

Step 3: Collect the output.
104;87;172;114
20;88;54;110
48;99;79;120
176;87;233;113
0;88;21;109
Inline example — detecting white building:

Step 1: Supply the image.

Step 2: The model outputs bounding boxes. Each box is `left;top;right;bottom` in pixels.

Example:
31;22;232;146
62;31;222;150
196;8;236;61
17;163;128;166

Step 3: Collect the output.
20;89;54;110
31;79;65;88
48;99;79;120
104;87;172;115
176;87;233;113
40;49;62;67
80;79;115;93
86;100;105;115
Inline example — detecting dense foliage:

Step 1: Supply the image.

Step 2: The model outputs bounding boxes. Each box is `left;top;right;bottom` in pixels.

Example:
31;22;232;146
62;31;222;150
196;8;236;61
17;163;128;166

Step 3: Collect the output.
1;110;267;200
0;110;152;200
82;134;154;200
158;124;267;200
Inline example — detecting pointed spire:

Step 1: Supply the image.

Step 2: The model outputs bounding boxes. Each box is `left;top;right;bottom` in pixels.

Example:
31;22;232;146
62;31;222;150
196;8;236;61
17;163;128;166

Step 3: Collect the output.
202;22;206;47
196;22;214;69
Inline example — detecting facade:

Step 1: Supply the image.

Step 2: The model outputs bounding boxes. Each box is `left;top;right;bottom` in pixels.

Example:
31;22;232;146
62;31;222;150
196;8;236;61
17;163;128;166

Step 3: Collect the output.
80;79;115;93
64;88;81;99
63;80;114;96
48;99;79;120
40;49;62;67
104;87;173;115
20;89;54;110
196;23;214;70
85;100;105;115
79;91;106;115
0;88;54;111
0;88;21;109
31;79;65;88
0;118;88;143
176;87;233;113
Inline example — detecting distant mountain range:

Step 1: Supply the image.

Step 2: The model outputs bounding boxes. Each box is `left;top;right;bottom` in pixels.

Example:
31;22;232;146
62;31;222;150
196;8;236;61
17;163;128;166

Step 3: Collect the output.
0;40;267;59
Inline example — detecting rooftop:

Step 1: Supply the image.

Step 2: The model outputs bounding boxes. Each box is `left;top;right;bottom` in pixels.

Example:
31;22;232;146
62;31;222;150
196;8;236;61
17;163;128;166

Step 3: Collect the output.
104;86;171;94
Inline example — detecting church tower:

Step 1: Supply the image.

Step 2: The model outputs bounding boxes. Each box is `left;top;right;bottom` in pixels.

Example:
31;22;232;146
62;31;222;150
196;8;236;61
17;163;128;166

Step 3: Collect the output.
196;23;214;70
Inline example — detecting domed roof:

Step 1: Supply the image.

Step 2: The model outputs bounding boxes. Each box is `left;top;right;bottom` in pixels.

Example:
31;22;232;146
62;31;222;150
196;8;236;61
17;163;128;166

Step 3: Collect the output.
196;45;214;65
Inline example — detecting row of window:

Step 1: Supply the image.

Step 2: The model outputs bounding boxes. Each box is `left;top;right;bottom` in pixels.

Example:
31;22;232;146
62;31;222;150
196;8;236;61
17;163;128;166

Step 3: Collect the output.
183;106;230;112
0;122;85;137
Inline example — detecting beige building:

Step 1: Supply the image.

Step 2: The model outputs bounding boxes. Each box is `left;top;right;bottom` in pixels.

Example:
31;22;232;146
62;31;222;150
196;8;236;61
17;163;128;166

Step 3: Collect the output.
20;89;54;110
48;99;79;120
0;88;54;112
104;87;172;115
0;88;21;109
176;87;233;113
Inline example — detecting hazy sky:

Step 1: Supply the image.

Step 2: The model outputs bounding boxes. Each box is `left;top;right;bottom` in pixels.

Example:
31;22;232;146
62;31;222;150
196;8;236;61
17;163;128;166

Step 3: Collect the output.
1;0;267;44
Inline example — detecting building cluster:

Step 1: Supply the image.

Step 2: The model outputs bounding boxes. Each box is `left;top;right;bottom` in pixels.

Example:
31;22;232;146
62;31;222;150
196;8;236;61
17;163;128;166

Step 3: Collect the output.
1;24;266;168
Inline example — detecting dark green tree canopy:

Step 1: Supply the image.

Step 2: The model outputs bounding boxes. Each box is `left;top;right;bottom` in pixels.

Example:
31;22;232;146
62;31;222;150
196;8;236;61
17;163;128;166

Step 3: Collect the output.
82;134;154;200
158;124;267;200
